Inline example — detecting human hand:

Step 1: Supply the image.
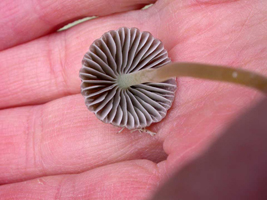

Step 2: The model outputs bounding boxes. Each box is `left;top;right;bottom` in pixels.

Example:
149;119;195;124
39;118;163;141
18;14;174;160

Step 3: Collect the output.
150;98;267;200
0;0;266;199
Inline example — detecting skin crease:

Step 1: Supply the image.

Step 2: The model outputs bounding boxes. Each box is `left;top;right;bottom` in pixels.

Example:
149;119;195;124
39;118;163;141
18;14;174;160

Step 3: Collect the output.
0;0;266;199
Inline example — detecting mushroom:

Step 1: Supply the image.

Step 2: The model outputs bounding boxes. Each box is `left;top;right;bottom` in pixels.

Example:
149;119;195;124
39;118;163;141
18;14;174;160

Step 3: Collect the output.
80;27;267;135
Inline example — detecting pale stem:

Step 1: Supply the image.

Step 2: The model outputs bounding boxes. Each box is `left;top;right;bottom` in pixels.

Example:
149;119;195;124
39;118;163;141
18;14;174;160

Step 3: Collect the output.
118;62;267;94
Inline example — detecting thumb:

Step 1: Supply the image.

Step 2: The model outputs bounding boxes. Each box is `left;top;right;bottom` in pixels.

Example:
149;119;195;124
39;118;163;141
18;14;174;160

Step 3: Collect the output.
150;97;267;200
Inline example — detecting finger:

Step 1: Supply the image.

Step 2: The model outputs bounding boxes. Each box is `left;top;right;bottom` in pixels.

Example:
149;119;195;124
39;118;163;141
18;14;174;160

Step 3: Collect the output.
0;160;160;200
151;98;267;200
0;94;166;184
0;0;155;50
153;69;263;171
195;0;238;4
1;0;264;109
0;10;155;109
152;0;267;65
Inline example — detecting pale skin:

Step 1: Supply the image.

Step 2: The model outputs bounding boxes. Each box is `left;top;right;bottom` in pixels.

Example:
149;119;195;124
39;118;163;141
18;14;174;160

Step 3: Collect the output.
0;0;267;199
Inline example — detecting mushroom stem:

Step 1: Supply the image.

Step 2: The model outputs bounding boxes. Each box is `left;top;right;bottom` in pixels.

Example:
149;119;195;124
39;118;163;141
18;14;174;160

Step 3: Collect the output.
119;62;267;94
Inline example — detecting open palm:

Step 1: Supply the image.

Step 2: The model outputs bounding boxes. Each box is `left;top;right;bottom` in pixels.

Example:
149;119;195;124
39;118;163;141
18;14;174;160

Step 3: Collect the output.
1;0;266;199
